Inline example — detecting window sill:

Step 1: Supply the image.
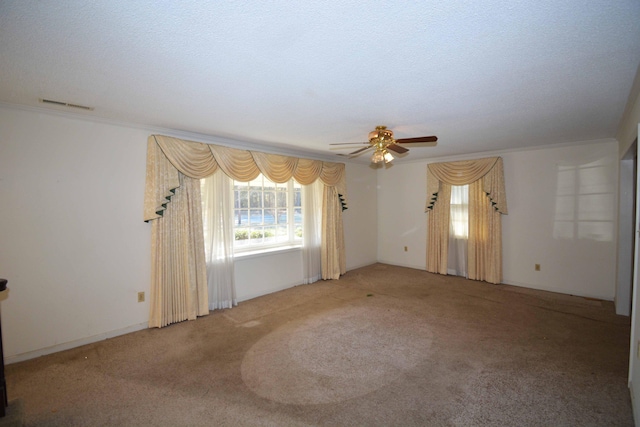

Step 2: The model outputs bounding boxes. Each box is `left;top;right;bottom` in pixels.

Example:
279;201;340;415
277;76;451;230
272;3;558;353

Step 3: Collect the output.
234;245;302;260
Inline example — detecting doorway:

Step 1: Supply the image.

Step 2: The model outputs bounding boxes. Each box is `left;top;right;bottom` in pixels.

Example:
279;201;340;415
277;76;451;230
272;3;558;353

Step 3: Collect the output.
617;141;637;316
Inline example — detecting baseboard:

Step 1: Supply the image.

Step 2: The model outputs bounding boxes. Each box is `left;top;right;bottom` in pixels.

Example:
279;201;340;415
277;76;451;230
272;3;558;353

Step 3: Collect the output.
346;261;379;271
237;280;304;303
503;279;613;301
373;262;614;301
375;260;426;271
239;264;386;302
238;264;387;302
630;381;639;426
8;273;608;365
6;322;149;364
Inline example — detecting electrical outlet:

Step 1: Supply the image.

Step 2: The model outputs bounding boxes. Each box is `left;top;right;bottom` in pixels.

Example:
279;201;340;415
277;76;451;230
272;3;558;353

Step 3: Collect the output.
535;264;540;271
404;246;408;252
138;292;145;303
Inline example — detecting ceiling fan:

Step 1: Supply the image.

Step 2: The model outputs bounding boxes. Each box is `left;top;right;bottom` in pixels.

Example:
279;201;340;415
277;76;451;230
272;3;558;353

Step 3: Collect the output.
331;126;438;164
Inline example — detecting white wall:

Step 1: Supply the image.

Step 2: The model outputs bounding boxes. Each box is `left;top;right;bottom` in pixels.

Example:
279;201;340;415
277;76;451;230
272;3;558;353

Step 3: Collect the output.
343;163;378;270
0;105;378;362
0;107;152;361
501;141;618;300
377;162;429;269
235;249;304;301
377;140;619;300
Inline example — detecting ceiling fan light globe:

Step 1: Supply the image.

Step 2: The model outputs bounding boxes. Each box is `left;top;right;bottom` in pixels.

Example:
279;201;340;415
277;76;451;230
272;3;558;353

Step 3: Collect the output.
371;150;384;163
383;150;394;163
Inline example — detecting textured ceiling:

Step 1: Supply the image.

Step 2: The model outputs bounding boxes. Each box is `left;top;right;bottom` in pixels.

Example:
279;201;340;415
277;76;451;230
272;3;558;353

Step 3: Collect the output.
1;1;639;163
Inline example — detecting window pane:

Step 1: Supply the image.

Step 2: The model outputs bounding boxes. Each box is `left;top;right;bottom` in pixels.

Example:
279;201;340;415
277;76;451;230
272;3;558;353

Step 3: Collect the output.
293;189;301;207
264;191;275;208
264;226;276;243
294;207;302;225
249;191;262;208
449;185;468;238
277;208;287;224
235;209;249;226
235;227;249;242
264;208;276;225
237;190;248;209
250;227;264;243
277;190;287;208
276;225;288;238
250;209;263;225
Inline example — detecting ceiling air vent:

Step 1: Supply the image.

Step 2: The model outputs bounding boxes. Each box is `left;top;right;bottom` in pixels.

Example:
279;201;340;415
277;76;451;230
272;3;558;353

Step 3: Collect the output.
40;98;94;111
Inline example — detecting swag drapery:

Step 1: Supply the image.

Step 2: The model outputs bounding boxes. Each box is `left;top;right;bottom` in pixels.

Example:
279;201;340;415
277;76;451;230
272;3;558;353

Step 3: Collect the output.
144;135;347;328
425;157;507;284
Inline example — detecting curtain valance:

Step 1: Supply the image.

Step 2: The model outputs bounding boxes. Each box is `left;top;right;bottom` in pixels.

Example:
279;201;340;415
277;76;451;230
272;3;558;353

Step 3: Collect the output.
426;157;508;214
144;135;347;222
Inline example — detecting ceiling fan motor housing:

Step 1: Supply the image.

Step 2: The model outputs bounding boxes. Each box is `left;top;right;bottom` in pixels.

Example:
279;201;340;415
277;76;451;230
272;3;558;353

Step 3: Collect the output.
368;126;394;144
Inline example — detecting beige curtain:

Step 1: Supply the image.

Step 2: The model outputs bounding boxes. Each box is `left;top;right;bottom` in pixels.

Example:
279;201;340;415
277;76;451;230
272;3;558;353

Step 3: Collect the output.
468;180;502;283
144;135;348;220
149;173;209;328
144;135;348;327
425;157;507;284
321;185;346;279
426;183;451;275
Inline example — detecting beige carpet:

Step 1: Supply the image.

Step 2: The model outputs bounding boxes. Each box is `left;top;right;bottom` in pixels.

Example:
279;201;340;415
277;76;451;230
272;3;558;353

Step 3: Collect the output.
5;263;633;426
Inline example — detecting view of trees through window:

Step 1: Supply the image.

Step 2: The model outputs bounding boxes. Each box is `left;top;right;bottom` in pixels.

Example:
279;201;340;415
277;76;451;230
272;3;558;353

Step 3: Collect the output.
233;174;302;249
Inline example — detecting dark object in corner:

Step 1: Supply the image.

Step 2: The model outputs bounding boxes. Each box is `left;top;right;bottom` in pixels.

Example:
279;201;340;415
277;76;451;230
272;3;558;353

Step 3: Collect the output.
0;278;7;417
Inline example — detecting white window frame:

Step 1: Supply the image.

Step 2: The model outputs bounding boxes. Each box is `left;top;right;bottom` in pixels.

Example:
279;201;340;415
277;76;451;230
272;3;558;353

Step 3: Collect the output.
232;174;302;254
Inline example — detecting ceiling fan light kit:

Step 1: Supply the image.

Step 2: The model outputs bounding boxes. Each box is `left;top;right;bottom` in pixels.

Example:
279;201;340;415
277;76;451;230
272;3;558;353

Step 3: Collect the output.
370;126;395;164
330;125;438;164
371;148;392;164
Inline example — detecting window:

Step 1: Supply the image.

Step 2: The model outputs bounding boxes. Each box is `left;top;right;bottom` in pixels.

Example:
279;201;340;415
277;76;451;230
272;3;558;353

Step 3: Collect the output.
449;185;469;238
233;174;302;252
448;184;469;277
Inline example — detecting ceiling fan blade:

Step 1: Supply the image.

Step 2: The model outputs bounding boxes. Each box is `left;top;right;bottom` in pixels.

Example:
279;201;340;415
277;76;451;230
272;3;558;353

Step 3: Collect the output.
337;147;372;157
329;142;368;145
387;144;409;154
348;146;372;156
396;136;438;144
